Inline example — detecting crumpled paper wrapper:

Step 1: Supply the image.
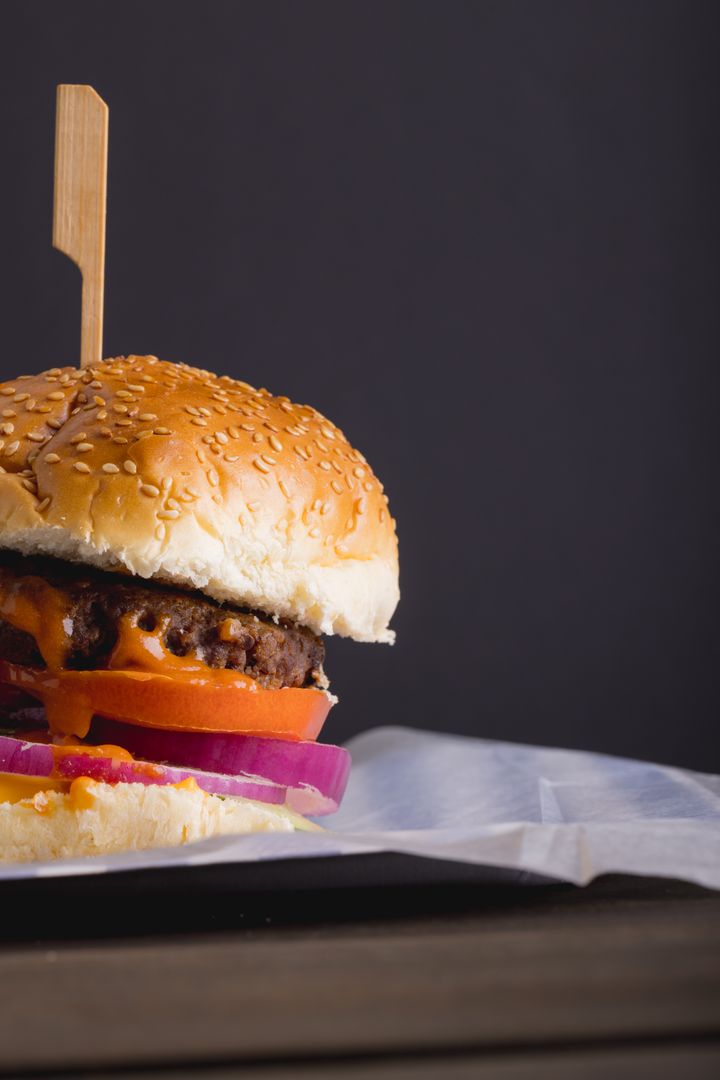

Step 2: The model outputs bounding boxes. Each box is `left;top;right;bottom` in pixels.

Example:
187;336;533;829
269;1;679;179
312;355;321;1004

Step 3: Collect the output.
1;725;719;887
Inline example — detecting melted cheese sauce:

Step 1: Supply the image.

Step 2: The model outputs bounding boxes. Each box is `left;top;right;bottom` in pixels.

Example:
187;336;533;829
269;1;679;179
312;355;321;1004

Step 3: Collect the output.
0;577;238;737
0;771;70;803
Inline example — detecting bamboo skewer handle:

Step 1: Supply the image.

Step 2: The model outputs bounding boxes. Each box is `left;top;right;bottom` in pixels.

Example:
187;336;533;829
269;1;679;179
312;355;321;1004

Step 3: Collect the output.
53;85;109;370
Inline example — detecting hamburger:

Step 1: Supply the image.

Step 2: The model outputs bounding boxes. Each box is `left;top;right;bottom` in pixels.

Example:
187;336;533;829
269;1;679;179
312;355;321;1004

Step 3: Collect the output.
0;355;399;861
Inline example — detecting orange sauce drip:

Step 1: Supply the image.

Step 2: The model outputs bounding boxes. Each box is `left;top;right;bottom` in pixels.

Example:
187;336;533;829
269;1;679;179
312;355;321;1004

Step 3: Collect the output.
69;776;97;811
172;776;200;792
0;579;241;737
0;576;74;669
0;771;69;803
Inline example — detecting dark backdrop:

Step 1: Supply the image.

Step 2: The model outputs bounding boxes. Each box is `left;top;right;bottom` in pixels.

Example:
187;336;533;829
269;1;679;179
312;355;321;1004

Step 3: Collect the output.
0;1;718;770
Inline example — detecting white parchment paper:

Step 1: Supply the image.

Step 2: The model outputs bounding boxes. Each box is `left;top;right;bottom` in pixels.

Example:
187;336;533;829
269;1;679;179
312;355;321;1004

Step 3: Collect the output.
2;726;719;887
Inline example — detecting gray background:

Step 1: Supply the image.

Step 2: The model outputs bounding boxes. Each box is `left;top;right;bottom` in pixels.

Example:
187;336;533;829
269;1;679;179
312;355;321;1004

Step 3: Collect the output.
1;0;718;769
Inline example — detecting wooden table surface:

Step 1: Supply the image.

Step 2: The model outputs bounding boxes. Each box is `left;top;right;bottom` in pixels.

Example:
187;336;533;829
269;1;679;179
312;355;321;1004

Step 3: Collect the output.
0;859;718;1078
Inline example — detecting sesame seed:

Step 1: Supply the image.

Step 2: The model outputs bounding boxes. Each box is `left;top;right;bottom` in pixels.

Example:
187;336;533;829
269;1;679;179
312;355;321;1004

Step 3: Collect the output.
223;454;239;463
27;432;47;444
36;405;52;414
240;423;255;432
1;410;15;417
321;502;331;515
269;435;283;452
70;433;87;444
44;453;61;464
127;384;145;393
102;462;120;474
47;391;65;401
191;417;207;427
364;481;373;491
47;419;62;430
355;498;366;515
379;509;386;523
76;442;94;453
97;410;108;421
155;524;166;542
185;487;200;498
294;446;309;460
215;431;228;445
331;479;343;494
0;388;16;397
21;478;37;492
36;496;51;512
345;518;354;530
318;461;332;471
158;509;180;520
201;434;214;444
89;380;103;389
5;440;20;455
14;393;30;403
141;483;160;497
331;461;343;474
0;423;13;435
116;418;133;426
73;461;91;474
93;396;106;407
196;449;207;464
135;430;154;440
112;404;129;414
261;454;277;467
252;433;264;443
123;460;137;474
167;498;181;510
309;526;321;538
185;405;200;416
247;501;261;512
162;477;172;490
116;390;134;400
154;427;172;435
253;458;270;474
321;426;336;440
112;436;129;445
99;427;113;437
278;480;290;499
353;466;366;478
228;426;240;439
315;440;328;453
198;406;211;417
138;413;157;422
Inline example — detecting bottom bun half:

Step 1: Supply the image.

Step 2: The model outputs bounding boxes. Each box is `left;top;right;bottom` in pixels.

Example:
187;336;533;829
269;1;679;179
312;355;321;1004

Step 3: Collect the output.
0;782;313;863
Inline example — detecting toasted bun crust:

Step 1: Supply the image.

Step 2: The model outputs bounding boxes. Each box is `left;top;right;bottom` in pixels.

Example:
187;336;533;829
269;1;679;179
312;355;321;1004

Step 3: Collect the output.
0;782;298;863
0;356;398;642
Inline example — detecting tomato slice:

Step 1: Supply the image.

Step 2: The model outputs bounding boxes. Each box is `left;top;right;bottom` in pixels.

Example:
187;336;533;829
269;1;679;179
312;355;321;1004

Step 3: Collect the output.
0;660;332;742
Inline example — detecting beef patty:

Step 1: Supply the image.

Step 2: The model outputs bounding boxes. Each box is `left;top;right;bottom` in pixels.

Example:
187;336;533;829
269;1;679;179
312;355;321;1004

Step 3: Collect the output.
0;552;324;690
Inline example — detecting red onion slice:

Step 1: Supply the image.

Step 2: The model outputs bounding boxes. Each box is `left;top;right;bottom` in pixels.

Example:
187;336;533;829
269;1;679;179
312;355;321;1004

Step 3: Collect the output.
0;735;54;777
55;754;286;803
0;733;286;805
89;718;351;815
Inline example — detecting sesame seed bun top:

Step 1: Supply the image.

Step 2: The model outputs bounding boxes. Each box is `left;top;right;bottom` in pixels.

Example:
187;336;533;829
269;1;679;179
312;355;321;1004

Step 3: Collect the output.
0;356;399;642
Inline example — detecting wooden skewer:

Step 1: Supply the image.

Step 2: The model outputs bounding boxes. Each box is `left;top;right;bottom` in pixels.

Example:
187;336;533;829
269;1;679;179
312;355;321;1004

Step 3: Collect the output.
53;85;109;370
